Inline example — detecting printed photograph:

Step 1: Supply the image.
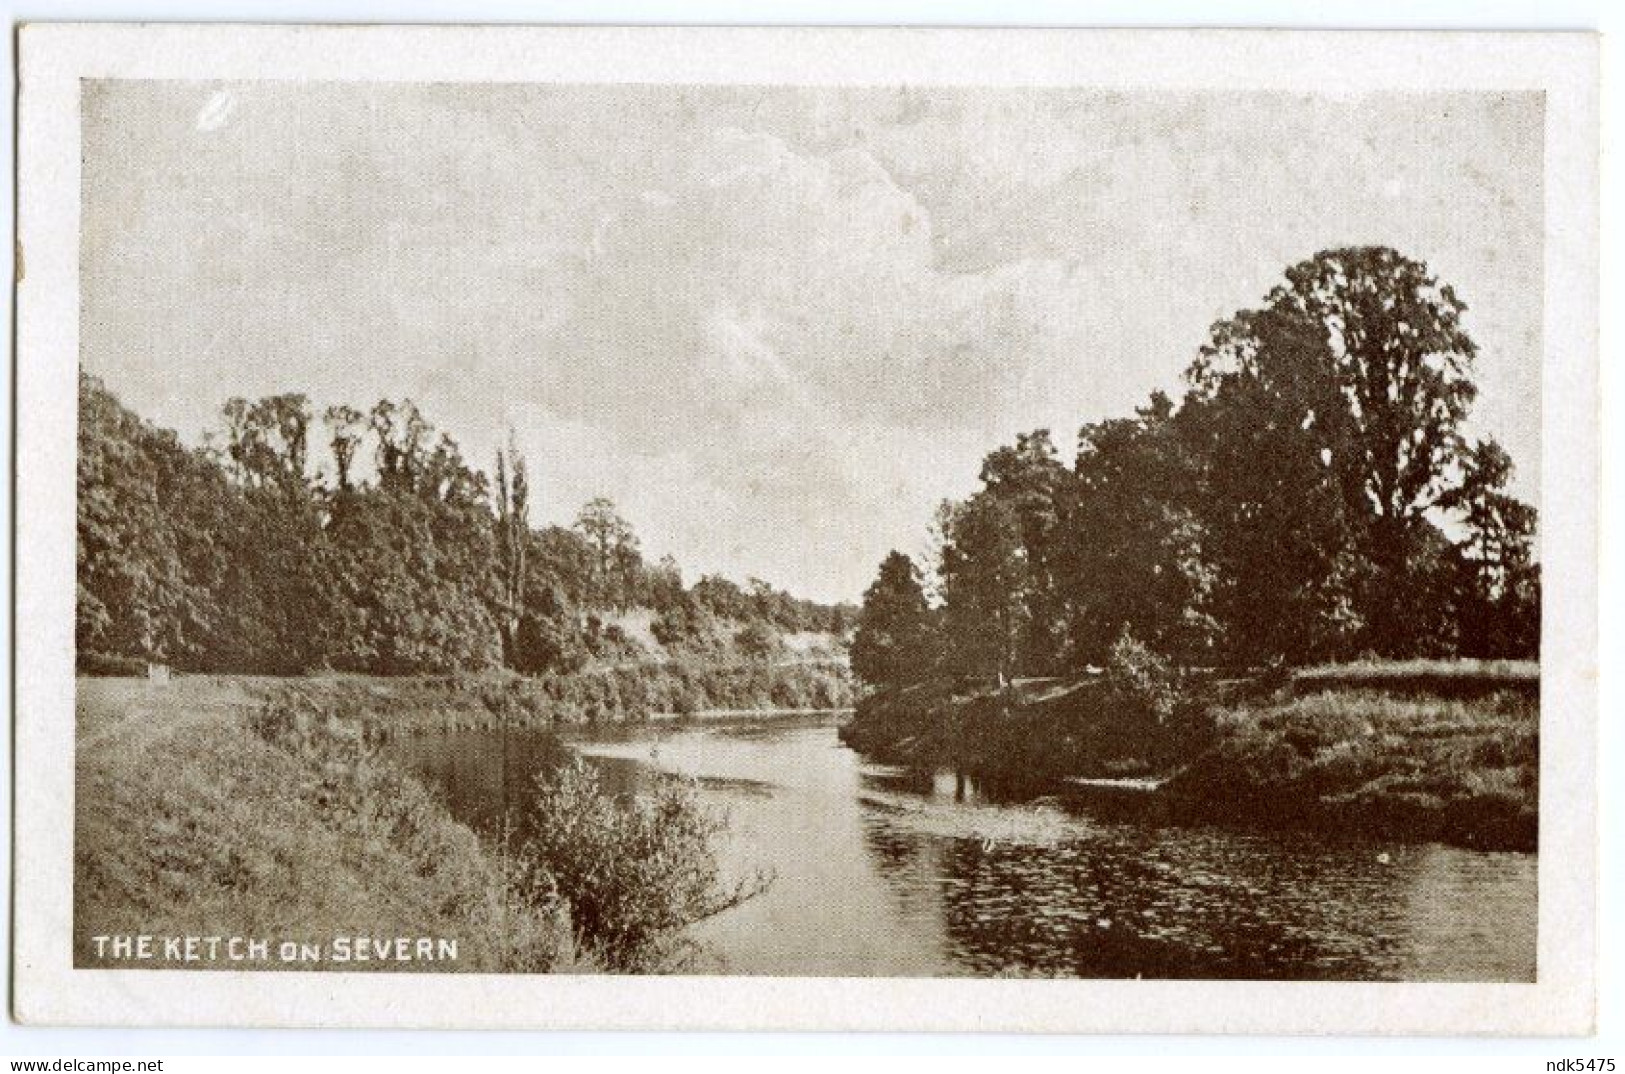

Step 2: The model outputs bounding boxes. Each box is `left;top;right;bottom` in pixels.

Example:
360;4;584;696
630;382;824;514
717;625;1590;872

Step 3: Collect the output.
73;80;1542;981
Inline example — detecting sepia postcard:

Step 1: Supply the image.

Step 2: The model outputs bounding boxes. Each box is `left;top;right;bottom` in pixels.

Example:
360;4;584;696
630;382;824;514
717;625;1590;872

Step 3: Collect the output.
11;24;1599;1033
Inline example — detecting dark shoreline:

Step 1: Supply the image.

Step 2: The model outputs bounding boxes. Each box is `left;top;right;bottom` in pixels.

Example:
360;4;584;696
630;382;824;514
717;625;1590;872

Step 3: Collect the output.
839;663;1538;853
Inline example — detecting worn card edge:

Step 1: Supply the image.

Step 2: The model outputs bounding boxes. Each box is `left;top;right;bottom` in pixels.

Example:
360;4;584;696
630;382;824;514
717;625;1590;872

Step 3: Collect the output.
10;24;1600;1034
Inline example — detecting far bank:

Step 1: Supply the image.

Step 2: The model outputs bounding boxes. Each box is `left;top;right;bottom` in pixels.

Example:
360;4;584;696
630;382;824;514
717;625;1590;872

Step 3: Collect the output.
82;656;853;737
838;660;1538;853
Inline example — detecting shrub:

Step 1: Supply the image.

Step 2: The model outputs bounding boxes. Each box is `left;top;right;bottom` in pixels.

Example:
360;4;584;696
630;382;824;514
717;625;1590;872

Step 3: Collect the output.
521;759;767;970
584;618;644;662
513;611;588;676
1104;628;1180;723
734;620;781;662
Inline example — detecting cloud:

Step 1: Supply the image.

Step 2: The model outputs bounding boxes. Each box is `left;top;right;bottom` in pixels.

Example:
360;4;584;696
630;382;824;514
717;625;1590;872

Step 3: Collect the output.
526;127;1088;441
467;126;1098;597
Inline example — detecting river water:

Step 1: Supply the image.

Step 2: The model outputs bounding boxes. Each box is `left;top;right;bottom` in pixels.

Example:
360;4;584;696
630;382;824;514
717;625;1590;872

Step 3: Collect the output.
387;714;1536;980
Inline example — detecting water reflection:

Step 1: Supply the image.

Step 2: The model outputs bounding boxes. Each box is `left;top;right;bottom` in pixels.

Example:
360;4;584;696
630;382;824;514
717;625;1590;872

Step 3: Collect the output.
387;717;1535;981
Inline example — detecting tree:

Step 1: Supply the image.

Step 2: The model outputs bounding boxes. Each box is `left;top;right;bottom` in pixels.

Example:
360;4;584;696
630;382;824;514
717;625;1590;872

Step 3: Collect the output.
642;555;686;613
1186;246;1503;658
573;498;641;611
77;372;216;664
369;399;431;492
850;551;937;688
1447;441;1540;657
323;404;365;492
651;591;724;654
511;582;588;675
494;433;530;666
978;430;1071;674
220;393;312;493
527;525;596;608
734;620;781;663
1065;394;1221;666
691;574;749;620
937;495;1028;687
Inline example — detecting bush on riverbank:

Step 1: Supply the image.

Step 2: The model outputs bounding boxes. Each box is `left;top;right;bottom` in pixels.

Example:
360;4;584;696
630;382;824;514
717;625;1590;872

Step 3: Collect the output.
840;673;1211;782
75;678;581;971
522;759;768;971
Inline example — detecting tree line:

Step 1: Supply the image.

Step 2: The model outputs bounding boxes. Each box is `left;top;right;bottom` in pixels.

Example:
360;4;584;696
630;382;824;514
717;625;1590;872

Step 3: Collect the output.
77;377;853;675
852;248;1540;690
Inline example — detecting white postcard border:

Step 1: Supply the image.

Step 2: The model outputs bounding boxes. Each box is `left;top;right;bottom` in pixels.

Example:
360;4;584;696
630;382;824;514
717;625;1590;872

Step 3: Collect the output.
13;24;1600;1033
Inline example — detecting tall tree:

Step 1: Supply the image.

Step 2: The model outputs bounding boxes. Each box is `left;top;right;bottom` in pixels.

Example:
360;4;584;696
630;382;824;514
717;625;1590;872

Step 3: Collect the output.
220;393;312;493
369;399;431;492
851;551;937;688
77;372;216;664
494;433;531;666
1187;246;1496;657
574;497;641;611
978;430;1071;674
1446;441;1540;657
937;494;1028;687
1065;393;1221;666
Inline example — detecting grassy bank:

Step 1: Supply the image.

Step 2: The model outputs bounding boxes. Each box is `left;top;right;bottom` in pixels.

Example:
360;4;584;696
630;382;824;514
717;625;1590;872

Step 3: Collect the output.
1160;687;1537;851
76;673;770;972
84;659;853;737
75;676;581;971
841;661;1538;852
1288;658;1538;699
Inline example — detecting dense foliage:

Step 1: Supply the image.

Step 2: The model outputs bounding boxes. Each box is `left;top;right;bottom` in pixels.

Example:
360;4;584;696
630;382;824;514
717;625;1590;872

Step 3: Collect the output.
849;551;937;688
521;759;767;970
854;248;1539;687
76;375;854;674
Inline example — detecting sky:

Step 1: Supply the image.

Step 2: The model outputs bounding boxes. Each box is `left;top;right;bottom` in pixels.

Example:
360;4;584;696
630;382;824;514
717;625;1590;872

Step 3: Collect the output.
80;82;1543;604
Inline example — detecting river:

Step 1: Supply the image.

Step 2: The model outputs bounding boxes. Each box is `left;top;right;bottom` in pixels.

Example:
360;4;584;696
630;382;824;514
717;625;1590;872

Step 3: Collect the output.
387;714;1536;980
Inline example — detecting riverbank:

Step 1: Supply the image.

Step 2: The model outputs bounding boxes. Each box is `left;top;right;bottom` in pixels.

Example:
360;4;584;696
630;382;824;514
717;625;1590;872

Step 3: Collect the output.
76;670;803;972
837;675;1210;781
840;660;1538;851
75;676;584;971
85;660;853;736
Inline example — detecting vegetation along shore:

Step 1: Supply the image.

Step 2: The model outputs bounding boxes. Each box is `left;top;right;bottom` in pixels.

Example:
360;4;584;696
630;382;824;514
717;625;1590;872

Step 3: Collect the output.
843;248;1540;853
76;675;769;971
840;657;1538;852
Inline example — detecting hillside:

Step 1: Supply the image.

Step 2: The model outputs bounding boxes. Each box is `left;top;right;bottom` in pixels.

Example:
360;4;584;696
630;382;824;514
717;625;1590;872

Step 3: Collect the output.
76;371;855;680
